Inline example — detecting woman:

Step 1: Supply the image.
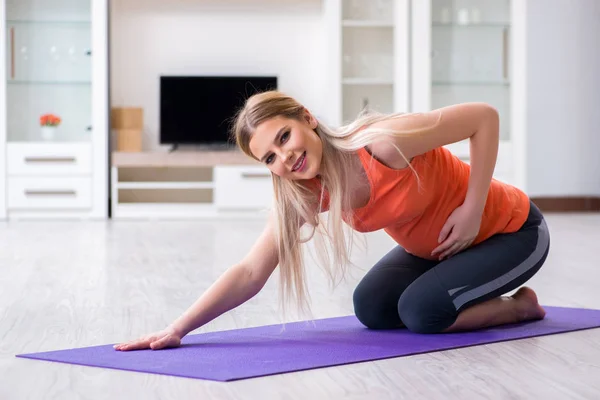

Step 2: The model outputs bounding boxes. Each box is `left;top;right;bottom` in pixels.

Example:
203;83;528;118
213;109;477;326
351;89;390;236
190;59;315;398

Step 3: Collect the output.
115;91;549;351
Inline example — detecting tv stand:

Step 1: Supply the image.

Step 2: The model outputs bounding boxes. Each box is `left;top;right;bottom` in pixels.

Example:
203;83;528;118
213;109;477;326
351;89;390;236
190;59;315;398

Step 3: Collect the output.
168;143;236;152
111;149;273;219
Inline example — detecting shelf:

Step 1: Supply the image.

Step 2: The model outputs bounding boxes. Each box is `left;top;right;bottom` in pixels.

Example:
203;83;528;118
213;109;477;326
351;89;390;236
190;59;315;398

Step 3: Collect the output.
342;20;393;28
8;139;91;145
7;20;91;25
112;150;256;167
343;78;394;85
117;182;214;190
8;139;90;144
433;81;510;87
432;23;510;28
7;80;91;86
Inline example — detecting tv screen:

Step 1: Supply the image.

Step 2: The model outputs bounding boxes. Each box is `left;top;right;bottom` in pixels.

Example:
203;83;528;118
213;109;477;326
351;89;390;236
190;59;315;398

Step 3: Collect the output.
160;76;278;147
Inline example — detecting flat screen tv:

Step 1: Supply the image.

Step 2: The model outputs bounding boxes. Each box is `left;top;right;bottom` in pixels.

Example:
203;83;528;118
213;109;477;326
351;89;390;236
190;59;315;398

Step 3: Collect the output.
160;76;278;149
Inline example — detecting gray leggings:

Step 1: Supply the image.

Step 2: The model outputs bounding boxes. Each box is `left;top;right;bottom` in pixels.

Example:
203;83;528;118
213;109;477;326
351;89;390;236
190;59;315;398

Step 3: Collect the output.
353;200;550;333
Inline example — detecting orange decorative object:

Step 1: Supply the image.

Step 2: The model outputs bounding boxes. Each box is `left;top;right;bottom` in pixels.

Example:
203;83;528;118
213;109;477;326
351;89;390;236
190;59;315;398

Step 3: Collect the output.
40;113;62;127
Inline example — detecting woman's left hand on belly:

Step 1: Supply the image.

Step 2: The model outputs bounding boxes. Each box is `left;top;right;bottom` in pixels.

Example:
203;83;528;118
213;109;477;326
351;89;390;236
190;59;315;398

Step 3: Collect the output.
431;204;482;260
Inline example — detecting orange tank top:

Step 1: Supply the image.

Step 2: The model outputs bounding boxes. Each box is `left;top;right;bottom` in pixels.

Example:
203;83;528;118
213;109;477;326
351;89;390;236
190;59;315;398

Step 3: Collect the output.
313;146;530;260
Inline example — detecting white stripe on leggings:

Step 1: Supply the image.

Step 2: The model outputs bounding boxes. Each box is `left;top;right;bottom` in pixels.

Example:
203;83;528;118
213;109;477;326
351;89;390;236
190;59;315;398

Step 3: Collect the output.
452;218;550;310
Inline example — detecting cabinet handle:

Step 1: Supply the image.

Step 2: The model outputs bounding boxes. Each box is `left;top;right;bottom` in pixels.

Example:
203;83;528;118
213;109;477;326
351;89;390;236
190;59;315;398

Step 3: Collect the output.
10;27;15;79
24;157;77;164
241;172;271;179
24;190;77;197
502;28;508;80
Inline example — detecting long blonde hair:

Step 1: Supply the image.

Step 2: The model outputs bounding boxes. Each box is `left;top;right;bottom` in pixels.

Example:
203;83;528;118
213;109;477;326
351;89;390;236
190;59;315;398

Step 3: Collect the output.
232;91;435;316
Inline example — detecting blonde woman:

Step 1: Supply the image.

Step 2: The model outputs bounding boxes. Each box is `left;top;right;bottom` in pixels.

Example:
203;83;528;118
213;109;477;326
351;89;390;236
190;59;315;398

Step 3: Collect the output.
115;91;549;351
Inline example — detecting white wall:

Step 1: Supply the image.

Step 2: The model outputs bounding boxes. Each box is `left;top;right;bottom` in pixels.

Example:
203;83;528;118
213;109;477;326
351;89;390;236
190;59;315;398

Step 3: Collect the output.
110;0;600;198
110;0;328;151
525;0;600;197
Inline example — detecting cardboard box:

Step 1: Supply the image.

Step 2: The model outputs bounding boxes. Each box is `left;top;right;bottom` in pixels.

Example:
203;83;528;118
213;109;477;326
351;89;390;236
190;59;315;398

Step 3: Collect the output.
116;129;142;152
111;107;143;130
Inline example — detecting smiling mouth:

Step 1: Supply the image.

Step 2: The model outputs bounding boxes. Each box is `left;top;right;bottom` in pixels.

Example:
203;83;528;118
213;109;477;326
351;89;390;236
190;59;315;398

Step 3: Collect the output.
292;151;306;172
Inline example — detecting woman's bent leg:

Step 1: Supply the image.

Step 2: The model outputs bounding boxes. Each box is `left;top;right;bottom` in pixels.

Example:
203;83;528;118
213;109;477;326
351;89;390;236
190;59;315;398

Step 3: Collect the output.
353;246;438;329
443;286;546;332
398;201;550;333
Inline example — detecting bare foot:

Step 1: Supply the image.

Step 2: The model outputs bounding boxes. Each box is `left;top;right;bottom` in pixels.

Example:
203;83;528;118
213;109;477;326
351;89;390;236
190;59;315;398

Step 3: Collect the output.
511;286;546;321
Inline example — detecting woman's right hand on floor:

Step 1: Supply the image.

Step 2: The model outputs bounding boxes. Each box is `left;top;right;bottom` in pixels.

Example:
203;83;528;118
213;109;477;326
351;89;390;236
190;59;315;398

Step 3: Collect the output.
113;326;182;351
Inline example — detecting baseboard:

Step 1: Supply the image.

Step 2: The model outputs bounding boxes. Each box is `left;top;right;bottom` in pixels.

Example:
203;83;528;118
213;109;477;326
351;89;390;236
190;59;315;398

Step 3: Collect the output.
530;197;600;212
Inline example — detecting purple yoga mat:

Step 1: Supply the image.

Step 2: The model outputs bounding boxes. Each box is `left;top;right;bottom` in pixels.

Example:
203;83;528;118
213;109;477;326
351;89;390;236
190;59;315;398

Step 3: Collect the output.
16;306;600;382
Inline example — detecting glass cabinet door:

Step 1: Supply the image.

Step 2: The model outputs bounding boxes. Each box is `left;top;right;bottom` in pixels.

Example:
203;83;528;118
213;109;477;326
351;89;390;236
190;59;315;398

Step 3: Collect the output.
5;0;92;142
340;0;395;124
430;0;511;143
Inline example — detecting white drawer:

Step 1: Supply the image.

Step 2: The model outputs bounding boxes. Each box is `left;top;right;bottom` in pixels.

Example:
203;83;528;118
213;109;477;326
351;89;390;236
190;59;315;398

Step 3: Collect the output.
7;143;92;175
214;166;273;210
8;177;92;210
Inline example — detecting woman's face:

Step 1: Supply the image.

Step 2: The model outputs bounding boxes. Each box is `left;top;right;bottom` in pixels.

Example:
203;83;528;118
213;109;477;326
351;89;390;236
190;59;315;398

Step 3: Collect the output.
249;111;323;180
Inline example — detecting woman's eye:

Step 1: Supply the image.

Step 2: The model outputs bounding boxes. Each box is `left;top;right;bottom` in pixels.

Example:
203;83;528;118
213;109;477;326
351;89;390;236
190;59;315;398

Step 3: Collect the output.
281;131;290;143
266;154;274;164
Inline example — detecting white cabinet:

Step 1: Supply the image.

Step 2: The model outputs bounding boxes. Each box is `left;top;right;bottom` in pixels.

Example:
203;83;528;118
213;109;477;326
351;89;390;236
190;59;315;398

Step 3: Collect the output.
111;151;273;220
410;0;521;186
326;0;410;127
0;0;108;219
7;176;92;210
214;166;273;211
326;0;522;187
7;143;92;175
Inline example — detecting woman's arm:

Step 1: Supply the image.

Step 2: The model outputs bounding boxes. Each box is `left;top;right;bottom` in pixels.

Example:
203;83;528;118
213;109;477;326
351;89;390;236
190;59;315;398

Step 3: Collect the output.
368;103;500;260
369;102;500;212
462;106;499;214
169;211;280;338
115;211;280;351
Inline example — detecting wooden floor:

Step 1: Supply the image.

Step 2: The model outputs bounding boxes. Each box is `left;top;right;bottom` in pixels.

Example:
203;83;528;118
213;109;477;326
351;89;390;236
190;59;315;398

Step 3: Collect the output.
2;212;600;399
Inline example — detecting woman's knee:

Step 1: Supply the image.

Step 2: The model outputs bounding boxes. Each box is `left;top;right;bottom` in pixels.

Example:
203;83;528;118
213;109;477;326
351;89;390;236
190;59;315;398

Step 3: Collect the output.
353;280;403;330
397;277;458;334
352;246;433;330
